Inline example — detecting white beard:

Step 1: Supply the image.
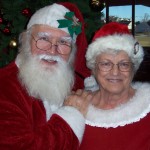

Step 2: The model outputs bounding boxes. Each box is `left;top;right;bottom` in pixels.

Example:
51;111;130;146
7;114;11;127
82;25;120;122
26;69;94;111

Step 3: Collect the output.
17;54;74;107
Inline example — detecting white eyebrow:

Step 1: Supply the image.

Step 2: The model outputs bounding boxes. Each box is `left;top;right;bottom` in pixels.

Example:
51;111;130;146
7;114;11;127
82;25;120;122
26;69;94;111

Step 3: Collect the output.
60;36;72;42
37;32;52;37
36;32;72;42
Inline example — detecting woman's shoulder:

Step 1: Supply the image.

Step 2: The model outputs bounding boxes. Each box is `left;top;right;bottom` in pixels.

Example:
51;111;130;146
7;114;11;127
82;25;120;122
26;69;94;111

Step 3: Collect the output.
85;81;150;128
132;81;150;93
132;81;150;87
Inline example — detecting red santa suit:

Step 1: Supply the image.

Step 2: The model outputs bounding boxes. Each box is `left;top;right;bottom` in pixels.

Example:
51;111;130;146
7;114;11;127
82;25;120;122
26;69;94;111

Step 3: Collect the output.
0;2;91;149
80;82;150;150
0;62;85;150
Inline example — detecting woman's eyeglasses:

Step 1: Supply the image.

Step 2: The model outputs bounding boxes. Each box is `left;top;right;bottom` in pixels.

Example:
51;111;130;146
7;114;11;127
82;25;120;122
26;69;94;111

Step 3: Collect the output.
96;61;134;72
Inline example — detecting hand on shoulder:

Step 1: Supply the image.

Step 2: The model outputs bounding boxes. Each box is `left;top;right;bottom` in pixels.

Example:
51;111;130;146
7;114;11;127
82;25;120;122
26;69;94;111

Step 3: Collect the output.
64;89;93;117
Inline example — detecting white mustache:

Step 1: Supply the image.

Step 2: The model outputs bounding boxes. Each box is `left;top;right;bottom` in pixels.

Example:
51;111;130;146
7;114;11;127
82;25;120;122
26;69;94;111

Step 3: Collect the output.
38;54;63;62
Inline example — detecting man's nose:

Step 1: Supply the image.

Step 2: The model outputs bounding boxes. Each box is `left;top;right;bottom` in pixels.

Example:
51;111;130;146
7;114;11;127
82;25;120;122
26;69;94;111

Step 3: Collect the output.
48;42;58;54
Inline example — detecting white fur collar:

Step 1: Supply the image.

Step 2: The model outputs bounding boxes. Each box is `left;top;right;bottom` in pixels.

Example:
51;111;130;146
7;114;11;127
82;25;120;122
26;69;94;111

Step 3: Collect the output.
86;82;150;128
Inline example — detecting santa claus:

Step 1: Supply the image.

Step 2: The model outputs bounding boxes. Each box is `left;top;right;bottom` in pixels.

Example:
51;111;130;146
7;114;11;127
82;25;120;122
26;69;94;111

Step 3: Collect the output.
0;2;90;150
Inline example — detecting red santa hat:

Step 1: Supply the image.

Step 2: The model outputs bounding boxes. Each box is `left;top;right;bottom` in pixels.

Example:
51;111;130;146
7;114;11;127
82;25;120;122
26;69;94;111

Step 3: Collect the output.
27;2;90;89
86;22;144;71
27;3;79;41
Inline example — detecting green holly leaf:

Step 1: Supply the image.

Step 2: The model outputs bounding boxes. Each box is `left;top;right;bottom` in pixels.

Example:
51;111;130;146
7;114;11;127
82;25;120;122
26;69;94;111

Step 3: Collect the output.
74;24;82;35
68;26;74;38
57;11;82;38
57;20;72;28
65;11;74;19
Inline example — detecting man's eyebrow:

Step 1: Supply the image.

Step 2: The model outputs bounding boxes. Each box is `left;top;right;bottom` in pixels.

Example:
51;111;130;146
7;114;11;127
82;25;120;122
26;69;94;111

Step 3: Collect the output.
37;32;52;37
36;32;72;42
60;36;72;41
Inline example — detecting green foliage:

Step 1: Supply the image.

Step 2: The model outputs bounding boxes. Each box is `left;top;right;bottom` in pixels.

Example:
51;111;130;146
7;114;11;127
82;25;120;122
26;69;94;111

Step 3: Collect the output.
0;0;103;67
0;0;56;67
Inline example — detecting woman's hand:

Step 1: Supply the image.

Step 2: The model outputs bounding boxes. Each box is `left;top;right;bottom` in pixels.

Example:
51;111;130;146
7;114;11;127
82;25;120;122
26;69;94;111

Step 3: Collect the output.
64;89;93;117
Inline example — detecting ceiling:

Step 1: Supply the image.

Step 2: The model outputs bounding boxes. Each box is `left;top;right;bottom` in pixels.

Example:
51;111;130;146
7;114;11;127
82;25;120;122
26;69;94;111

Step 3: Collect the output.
106;0;150;7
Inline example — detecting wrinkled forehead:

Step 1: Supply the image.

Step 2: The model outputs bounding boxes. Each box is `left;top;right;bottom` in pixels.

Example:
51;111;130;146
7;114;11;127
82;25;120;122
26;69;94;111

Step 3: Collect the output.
96;50;131;61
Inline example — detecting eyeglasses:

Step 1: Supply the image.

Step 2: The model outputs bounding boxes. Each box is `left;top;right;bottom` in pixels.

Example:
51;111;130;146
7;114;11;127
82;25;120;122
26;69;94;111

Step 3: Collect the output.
32;35;72;55
96;61;133;72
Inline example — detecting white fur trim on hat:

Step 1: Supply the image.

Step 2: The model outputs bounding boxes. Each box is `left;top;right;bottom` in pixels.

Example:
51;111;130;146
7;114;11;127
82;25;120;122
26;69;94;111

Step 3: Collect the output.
27;3;78;41
84;75;99;92
27;4;69;32
86;34;144;70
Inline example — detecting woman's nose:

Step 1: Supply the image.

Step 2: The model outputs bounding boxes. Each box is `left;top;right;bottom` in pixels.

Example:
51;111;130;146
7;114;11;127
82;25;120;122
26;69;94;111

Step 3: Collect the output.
110;64;120;75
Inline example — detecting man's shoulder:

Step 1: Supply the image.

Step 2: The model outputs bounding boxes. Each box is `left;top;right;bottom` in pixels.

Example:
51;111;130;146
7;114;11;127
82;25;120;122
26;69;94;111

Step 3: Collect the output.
0;61;19;88
0;61;22;99
0;61;18;79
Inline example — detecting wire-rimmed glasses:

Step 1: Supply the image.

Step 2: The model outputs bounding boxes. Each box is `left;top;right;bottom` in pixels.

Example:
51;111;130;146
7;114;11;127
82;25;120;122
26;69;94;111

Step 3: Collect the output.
96;61;134;72
32;35;72;55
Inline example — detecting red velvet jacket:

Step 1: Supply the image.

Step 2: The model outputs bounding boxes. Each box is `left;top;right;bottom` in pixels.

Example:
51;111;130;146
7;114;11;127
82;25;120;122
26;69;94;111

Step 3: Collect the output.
0;62;85;150
80;114;150;150
80;82;150;150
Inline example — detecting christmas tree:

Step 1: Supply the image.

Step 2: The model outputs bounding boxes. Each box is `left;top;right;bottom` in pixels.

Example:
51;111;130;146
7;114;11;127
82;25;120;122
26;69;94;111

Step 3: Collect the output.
0;0;105;67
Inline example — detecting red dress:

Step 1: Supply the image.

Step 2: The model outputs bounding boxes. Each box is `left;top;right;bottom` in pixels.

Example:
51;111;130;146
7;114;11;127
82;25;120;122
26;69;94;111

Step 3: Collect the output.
80;82;150;150
0;62;85;150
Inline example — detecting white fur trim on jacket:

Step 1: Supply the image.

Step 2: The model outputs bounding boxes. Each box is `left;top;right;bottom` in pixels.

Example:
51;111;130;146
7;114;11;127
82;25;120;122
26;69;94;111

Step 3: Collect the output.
56;106;85;143
86;82;150;128
43;102;85;143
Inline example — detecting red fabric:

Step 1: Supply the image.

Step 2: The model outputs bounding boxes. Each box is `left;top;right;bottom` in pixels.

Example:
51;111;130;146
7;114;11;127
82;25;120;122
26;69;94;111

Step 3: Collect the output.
58;2;91;90
80;114;150;150
92;22;131;41
0;62;79;150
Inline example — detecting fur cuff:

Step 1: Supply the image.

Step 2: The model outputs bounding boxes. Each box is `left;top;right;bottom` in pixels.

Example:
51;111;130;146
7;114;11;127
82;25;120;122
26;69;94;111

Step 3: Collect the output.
56;106;85;143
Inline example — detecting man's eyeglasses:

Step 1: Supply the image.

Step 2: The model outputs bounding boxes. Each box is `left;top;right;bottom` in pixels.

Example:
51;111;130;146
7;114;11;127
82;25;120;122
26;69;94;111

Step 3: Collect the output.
96;61;134;72
32;35;72;55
